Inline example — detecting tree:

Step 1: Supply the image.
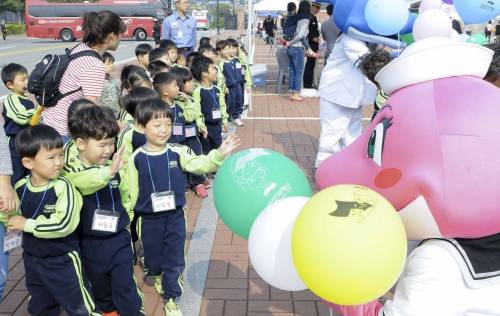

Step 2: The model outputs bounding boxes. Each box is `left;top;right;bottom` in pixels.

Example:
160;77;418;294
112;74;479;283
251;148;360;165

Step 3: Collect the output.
0;0;25;23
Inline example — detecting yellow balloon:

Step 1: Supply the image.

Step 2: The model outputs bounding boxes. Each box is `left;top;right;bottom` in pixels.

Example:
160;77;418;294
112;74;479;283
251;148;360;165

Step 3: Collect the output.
292;184;407;305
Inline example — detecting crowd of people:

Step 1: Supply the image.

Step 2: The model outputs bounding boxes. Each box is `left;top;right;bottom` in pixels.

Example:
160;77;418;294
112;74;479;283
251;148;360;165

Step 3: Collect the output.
0;2;256;314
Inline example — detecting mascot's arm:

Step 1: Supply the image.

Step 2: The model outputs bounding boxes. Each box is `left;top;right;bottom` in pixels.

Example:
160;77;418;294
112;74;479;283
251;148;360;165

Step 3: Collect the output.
330;243;463;316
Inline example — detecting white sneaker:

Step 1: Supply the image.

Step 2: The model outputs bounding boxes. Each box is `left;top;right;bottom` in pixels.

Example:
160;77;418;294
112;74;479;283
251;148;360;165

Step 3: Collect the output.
233;118;244;127
164;298;182;316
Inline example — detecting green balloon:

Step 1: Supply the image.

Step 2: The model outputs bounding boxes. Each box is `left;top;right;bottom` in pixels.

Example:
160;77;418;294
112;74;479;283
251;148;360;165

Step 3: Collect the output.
467;33;488;45
213;148;312;239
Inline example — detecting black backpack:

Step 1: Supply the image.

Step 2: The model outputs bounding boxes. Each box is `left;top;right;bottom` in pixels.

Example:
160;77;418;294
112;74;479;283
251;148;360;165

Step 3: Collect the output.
28;46;101;107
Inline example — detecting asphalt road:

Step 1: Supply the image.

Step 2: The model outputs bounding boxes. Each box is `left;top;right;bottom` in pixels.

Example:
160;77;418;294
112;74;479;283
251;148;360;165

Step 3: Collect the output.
0;31;215;98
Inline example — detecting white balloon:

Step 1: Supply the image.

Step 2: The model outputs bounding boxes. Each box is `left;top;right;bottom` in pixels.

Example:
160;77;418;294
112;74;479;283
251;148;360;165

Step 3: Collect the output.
248;197;309;291
419;0;442;13
413;9;452;41
450;29;460;41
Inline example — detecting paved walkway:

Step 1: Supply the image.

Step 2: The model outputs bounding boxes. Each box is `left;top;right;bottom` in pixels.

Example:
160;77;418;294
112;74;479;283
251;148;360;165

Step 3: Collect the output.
0;36;372;315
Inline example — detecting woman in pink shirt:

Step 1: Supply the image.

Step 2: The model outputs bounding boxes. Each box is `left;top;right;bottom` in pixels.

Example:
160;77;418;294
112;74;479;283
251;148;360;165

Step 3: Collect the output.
43;11;126;140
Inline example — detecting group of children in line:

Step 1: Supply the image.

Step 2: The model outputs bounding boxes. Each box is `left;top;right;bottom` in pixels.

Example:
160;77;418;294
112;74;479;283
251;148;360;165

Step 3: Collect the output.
0;36;253;316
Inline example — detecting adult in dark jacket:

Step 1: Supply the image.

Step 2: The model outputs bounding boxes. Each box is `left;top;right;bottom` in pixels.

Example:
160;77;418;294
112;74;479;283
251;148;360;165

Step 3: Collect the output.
263;15;275;44
303;2;321;89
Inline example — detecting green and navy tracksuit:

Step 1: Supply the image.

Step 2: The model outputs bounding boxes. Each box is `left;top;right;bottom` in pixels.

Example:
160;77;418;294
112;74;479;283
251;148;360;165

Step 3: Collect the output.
118;109;134;126
117;123;147;245
63;139;79;167
168;102;186;144
219;58;243;120
215;62;227;100
15;175;100;316
63;158;145;315
238;50;253;89
2;93;36;184
192;84;228;154
123;144;225;300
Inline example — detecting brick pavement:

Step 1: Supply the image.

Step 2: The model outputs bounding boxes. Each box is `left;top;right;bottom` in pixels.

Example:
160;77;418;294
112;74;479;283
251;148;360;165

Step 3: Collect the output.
0;36;372;315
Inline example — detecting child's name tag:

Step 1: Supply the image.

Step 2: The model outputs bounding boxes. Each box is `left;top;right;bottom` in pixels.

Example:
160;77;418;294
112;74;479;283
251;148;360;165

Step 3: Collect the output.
151;191;176;212
91;209;119;233
173;123;184;136
212;109;222;120
235;62;242;69
185;124;196;138
4;231;22;252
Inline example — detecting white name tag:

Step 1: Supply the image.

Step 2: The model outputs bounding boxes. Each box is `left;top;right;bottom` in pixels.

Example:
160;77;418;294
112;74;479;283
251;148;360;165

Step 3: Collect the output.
212;109;222;120
4;231;22;252
173;123;183;136
151;191;176;212
185;124;196;138
177;30;183;38
91;209;119;233
235;62;242;69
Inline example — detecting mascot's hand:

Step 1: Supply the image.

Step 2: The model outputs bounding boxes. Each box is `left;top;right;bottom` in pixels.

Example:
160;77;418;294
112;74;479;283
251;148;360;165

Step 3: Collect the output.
327;300;383;316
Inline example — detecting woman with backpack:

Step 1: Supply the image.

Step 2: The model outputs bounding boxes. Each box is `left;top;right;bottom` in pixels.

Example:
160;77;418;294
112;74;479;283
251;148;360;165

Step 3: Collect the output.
283;1;314;101
42;11;126;140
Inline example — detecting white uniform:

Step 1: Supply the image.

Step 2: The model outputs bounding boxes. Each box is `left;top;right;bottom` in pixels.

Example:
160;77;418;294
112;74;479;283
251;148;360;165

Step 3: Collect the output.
383;239;500;316
316;34;376;167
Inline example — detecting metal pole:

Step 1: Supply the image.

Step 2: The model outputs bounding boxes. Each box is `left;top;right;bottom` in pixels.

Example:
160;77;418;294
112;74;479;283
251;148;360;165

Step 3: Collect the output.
216;0;220;35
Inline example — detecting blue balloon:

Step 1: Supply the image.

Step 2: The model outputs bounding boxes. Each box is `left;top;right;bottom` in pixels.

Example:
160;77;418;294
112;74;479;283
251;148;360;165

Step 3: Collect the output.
455;0;500;24
364;0;410;36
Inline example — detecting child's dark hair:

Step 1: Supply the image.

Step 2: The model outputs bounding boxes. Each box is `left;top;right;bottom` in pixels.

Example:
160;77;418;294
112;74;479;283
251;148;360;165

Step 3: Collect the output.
82;11;126;46
359;50;392;85
15;124;63;159
69;106;119;141
122;87;159;117
149;48;168;63
216;40;229;51
153;72;177;94
484;43;500;84
164;41;178;53
148;60;170;78
186;52;200;68
170;67;193;92
67;98;97;122
102;52;115;63
198;45;214;57
158;39;176;50
135;43;153;57
226;38;239;48
120;65;151;91
135;98;172;126
1;63;28;86
190;55;213;82
199;37;211;47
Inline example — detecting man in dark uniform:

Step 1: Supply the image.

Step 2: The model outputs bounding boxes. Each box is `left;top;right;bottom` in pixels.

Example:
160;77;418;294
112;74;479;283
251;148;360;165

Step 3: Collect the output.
263;15;275;45
303;2;321;89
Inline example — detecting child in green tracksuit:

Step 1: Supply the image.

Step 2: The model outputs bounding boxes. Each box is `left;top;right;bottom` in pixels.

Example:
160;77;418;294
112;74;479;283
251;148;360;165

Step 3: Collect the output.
123;98;239;316
63;106;144;316
7;124;99;316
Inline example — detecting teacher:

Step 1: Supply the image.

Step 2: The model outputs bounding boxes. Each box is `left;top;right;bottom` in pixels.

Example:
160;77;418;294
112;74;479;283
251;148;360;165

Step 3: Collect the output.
161;0;197;57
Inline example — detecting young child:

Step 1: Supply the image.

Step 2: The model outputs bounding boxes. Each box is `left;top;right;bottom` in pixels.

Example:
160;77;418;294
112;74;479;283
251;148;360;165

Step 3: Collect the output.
226;38;246;127
163;41;178;67
186;52;200;69
199;37;211;47
153;72;185;145
101;52;121;119
64;106;144;316
235;44;253;108
149;48;171;66
64;98;97;167
175;54;187;68
218;40;244;127
119;65;153;125
135;43;153;70
170;66;209;198
191;56;229;154
1;63;36;185
123;98;239;316
359;50;392;119
213;42;228;101
148;60;170;79
7;124;99;315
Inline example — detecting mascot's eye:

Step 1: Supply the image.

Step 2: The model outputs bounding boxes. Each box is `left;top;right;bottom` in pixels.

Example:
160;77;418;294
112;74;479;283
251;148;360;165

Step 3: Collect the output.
367;119;392;167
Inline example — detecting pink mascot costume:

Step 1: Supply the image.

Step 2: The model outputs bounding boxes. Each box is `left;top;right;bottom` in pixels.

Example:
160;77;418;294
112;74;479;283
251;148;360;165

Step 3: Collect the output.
316;37;500;315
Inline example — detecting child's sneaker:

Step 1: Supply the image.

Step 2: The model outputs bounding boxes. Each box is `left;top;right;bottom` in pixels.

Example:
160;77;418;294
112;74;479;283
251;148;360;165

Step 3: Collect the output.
233;118;244;127
154;275;164;295
195;184;208;198
164;298;182;316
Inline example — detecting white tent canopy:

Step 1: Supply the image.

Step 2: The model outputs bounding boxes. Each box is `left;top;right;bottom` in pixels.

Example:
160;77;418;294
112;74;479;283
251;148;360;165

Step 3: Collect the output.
253;0;299;13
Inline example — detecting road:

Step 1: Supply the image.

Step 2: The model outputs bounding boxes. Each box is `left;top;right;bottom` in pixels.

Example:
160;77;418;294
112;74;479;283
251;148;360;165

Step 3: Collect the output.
0;31;215;98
